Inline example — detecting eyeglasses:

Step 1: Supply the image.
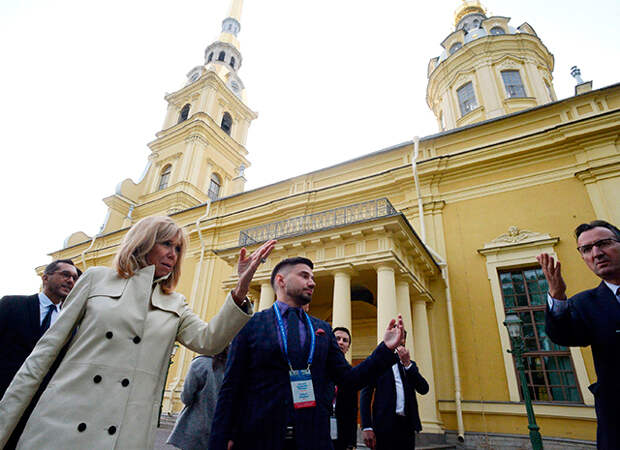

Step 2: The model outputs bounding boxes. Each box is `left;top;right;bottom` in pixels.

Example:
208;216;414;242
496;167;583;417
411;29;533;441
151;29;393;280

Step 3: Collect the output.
52;270;79;281
577;238;620;255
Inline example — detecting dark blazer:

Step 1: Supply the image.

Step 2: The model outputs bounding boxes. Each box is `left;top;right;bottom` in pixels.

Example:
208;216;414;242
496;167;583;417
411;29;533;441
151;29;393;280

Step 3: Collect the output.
333;381;358;450
0;294;41;400
359;360;429;435
545;281;620;450
209;307;397;450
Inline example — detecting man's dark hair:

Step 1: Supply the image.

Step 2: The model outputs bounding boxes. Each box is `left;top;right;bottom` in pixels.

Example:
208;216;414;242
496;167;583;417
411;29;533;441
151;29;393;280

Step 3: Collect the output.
575;220;620;241
44;259;82;277
333;327;351;343
270;257;314;288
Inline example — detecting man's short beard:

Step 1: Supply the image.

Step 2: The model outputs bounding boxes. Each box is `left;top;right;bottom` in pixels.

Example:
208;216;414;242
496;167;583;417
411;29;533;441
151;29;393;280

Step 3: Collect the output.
287;287;312;305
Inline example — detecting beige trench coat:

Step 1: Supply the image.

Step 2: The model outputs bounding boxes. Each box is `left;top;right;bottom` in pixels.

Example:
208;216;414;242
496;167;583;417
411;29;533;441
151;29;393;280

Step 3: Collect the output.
0;265;252;449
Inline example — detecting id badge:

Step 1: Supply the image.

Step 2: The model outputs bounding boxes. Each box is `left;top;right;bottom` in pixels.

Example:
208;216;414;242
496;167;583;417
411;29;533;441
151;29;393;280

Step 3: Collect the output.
330;416;338;440
289;369;316;409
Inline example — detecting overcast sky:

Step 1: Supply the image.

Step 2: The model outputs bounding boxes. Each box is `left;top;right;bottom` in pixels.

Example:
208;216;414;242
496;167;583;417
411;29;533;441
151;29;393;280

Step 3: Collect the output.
1;0;618;294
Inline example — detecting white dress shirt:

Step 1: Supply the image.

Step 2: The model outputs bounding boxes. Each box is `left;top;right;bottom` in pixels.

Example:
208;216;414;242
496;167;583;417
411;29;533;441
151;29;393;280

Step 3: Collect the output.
38;292;61;326
547;281;620;315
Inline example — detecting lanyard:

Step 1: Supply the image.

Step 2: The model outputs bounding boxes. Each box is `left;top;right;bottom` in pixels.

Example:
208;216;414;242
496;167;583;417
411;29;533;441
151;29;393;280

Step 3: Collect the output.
273;303;316;368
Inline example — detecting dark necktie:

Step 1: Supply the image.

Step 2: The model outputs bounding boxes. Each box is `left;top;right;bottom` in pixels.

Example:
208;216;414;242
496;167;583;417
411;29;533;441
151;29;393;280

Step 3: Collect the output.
286;308;305;369
40;304;57;334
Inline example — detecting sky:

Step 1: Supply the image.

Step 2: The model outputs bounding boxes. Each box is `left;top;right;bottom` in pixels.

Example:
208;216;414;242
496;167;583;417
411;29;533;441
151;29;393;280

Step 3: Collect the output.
1;0;618;293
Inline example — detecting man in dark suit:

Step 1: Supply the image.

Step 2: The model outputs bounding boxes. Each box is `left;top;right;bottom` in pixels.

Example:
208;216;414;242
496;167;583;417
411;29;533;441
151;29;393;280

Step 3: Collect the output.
537;220;620;450
209;257;405;450
360;331;429;450
331;327;358;450
0;259;79;400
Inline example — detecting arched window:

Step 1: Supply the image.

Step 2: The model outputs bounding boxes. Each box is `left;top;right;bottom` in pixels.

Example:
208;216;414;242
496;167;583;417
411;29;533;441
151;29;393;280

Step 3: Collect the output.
220;112;232;135
158;165;172;191
230;56;236;69
449;42;462;54
501;70;526;98
178;104;190;123
218;51;226;62
208;173;221;200
207;52;214;63
490;26;506;35
457;82;478;117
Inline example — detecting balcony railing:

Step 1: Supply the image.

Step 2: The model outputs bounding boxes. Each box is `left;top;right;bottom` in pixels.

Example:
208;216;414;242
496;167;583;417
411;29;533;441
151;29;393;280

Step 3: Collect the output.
238;198;398;246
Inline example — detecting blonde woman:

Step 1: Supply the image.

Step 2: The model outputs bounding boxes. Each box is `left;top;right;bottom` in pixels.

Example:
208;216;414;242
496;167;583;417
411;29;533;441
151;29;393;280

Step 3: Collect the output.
0;216;275;449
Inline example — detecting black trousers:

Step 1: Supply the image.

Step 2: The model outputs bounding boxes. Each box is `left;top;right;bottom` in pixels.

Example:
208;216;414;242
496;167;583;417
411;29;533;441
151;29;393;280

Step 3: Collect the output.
376;414;415;450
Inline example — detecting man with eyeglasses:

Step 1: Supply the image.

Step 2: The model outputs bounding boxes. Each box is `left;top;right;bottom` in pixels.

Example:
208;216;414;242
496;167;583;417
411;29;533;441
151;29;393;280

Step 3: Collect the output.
0;259;80;400
537;220;620;450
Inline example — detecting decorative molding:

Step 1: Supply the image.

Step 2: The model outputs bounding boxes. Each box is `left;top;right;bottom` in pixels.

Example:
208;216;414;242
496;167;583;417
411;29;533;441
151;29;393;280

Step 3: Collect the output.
487;226;549;246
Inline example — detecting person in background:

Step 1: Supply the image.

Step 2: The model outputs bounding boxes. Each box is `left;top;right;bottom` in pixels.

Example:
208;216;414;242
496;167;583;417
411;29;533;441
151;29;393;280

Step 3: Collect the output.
0;259;80;400
538;220;620;449
0;216;275;449
331;326;358;450
360;331;429;450
167;347;230;450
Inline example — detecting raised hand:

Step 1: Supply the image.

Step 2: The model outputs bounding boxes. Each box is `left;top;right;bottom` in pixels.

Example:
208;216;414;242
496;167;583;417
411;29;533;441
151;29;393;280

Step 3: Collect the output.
362;429;376;449
396;345;411;366
231;240;277;305
383;314;404;350
536;253;567;300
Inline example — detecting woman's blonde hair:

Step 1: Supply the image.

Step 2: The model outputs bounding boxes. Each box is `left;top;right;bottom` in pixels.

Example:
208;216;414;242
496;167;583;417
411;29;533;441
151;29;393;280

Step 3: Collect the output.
114;216;186;294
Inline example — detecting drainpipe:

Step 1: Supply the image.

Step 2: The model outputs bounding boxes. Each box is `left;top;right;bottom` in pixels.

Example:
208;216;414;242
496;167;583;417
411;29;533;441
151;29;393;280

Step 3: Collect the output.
165;200;211;410
411;136;426;242
412;140;465;442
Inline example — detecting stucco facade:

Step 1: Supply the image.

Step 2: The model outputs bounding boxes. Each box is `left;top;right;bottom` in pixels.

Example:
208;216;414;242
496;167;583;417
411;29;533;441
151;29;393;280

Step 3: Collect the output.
46;0;620;446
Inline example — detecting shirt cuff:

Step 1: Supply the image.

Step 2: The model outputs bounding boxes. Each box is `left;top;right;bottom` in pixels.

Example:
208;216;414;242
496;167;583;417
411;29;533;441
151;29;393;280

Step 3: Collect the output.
362;428;373;432
403;362;413;370
547;293;569;316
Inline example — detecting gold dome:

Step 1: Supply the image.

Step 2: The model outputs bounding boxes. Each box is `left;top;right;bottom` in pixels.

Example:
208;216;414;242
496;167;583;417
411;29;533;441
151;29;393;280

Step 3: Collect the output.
454;0;487;28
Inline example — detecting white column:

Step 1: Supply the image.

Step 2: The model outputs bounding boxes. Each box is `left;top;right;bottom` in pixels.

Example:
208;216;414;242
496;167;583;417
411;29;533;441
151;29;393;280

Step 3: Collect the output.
413;298;442;434
396;280;415;358
258;282;275;311
376;265;398;344
332;271;352;363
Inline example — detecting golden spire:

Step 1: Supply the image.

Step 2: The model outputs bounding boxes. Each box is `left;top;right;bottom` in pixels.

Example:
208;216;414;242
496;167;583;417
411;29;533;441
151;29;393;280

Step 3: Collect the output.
454;0;486;28
227;0;243;22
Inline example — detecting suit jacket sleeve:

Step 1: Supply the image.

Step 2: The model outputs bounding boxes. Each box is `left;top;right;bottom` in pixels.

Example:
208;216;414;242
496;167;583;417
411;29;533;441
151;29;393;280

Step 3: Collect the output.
0;270;92;448
209;322;250;450
359;382;376;429
405;361;429;395
176;293;252;356
545;294;592;347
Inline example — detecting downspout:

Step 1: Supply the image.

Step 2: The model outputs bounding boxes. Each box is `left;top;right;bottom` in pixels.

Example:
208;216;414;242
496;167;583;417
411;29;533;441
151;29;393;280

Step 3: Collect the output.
412;139;465;442
165;200;211;407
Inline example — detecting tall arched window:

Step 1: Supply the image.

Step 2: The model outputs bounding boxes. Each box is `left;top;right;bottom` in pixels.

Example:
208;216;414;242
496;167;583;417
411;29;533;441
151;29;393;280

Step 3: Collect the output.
158;165;172;191
501;70;526;98
230;56;236;69
457;81;478;116
207;52;214;63
178;104;190;123
220;112;232;135
208;173;221;200
218;51;226;61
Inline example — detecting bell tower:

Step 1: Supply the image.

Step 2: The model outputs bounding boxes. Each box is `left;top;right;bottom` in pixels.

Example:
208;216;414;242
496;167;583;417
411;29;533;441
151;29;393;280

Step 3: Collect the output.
426;1;556;131
100;0;257;233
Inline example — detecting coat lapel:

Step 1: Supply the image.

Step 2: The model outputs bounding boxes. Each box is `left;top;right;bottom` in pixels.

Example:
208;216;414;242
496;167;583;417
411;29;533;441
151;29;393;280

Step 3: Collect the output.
28;294;41;339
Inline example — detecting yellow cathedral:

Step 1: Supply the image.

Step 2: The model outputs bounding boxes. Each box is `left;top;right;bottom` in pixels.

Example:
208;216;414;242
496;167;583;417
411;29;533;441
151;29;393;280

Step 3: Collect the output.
48;0;620;447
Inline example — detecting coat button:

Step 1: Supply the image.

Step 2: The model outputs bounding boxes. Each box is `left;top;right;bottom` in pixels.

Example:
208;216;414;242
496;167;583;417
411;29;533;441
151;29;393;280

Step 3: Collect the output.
108;426;116;435
106;331;113;339
121;378;130;387
77;423;87;432
93;375;102;383
133;336;141;344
